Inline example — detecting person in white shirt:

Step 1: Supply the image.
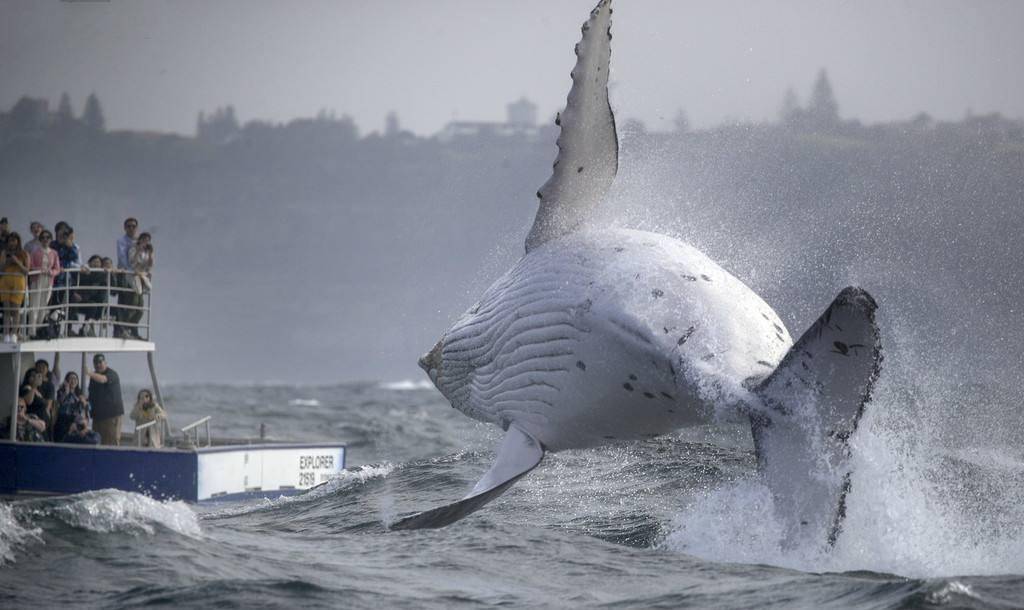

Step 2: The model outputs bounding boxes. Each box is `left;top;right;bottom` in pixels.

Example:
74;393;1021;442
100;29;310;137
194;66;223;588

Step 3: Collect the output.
115;218;140;338
116;217;137;270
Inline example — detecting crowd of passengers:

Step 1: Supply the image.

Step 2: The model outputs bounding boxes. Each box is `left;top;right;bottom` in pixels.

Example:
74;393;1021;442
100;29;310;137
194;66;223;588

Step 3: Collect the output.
0;217;155;342
0;354;167;447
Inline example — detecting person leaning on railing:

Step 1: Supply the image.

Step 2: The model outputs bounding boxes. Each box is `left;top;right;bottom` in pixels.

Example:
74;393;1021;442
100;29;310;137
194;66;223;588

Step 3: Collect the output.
54;226;82;298
74;255;107;337
130;388;166;448
0;232;29;342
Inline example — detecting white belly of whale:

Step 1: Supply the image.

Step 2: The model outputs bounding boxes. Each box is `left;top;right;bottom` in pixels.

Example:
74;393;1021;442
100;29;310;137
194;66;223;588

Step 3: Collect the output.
435;228;793;451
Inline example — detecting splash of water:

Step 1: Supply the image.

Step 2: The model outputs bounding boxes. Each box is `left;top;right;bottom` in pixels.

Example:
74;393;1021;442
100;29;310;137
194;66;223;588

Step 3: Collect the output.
47;489;202;538
1;490;200;566
662;331;1024;578
0;503;41;566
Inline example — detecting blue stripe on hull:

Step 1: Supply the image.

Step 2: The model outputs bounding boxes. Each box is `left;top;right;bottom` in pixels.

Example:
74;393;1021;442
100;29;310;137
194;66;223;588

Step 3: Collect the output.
0;442;197;501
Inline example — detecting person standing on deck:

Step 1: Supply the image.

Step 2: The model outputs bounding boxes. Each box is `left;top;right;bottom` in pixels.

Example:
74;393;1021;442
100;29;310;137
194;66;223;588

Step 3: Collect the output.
24;222;44;257
116;218;139;338
28;231;60;337
0;232;30;342
117;218;138;270
125;232;154;337
88;353;124;445
55;227;82;293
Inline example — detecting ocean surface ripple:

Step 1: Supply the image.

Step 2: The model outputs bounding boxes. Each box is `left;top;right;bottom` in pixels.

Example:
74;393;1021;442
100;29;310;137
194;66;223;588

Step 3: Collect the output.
2;380;1023;609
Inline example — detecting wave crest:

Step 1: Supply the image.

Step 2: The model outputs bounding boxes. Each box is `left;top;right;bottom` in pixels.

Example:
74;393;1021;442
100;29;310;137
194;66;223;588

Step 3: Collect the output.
45;490;201;538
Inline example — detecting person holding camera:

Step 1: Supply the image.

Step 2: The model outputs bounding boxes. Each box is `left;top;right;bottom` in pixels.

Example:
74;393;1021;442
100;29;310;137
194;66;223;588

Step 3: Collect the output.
118;231;153;338
130;388;166;448
55;371;91;442
62;413;101;445
0;232;29;342
28;230;60;337
129;232;154;294
3;394;47;443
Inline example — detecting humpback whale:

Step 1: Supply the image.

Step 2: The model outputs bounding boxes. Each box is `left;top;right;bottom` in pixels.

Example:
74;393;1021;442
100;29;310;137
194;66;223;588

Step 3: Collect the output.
393;0;881;549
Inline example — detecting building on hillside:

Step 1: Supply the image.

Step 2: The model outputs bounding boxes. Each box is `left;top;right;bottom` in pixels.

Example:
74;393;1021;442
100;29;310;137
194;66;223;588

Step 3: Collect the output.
437;97;545;143
506;97;538;127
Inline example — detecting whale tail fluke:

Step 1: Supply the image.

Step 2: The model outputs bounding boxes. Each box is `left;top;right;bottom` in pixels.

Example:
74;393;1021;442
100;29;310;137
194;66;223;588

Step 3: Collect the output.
389;425;545;530
750;287;882;549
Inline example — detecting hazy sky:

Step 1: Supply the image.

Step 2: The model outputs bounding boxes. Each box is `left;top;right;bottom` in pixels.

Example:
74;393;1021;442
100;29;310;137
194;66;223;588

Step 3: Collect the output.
2;0;1023;136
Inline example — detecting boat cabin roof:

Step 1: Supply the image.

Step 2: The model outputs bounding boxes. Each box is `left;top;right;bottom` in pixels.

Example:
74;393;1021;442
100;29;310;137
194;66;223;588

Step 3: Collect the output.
0;337;155;354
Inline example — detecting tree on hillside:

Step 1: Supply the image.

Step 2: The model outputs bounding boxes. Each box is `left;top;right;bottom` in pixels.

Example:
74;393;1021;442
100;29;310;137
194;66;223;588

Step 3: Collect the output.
673;109;690;133
779;87;801;125
82;93;106;131
9;97;48;131
806;69;839;129
385;111;401;137
56;93;74;124
197;105;240;143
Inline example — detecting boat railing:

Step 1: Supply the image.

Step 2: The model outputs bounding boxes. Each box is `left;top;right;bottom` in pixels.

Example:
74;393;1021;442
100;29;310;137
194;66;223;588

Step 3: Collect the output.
181;416;212;448
0;268;151;343
134;419;156;445
134;417;172;447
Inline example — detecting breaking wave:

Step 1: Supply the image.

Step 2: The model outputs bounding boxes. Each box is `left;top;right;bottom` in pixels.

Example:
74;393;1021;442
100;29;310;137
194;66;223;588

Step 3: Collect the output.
0;489;200;567
0;503;39;566
661;343;1024;579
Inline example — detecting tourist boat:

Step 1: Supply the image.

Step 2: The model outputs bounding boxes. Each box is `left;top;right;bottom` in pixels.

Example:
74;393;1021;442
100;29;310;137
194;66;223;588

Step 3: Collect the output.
0;269;346;501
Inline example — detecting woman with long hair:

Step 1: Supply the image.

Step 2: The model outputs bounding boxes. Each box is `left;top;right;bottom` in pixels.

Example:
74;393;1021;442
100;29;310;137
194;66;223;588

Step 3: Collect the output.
28;229;60;338
55;371;91;442
0;232;29;342
120;232;154;338
130;388;166;448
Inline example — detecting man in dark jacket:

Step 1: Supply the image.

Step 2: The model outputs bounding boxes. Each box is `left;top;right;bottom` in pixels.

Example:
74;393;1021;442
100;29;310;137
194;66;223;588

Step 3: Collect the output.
88;353;124;445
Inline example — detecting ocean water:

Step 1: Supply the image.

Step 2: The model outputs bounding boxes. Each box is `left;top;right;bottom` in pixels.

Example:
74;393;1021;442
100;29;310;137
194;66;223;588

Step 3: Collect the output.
2;377;1023;609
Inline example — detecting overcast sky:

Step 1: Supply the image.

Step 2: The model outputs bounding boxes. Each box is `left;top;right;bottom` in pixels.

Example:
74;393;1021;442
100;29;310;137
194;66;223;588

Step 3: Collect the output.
2;0;1023;136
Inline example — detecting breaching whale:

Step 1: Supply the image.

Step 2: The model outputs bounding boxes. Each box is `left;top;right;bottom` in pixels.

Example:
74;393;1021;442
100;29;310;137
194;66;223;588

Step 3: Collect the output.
392;0;881;549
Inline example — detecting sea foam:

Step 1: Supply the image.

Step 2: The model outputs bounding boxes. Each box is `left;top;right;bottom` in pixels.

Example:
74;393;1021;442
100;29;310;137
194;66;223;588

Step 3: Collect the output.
0;503;40;566
662;346;1024;578
379;379;433;391
49;489;202;538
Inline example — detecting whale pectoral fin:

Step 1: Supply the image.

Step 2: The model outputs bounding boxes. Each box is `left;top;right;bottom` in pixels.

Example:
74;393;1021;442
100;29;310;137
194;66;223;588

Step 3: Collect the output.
525;0;617;253
751;287;882;549
389;425;545;530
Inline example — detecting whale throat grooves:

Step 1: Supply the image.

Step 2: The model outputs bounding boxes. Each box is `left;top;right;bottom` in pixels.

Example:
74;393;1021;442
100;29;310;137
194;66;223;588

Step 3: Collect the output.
439;265;592;428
